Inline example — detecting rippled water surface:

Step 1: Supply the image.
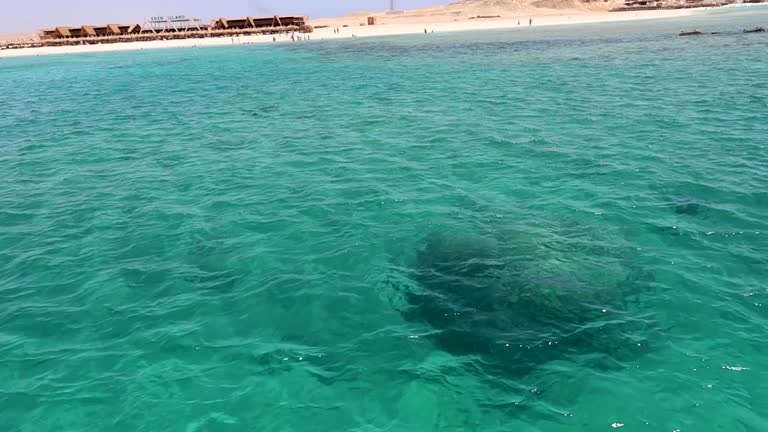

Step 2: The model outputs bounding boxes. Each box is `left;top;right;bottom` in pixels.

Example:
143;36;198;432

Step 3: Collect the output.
2;9;768;432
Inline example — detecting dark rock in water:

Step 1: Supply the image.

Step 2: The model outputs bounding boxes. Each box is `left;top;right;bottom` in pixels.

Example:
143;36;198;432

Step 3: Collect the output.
398;232;647;378
660;194;705;217
251;104;280;117
679;31;704;37
674;202;702;216
744;27;766;33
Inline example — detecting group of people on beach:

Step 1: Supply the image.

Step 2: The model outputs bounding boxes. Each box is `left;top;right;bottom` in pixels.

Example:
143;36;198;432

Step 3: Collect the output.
268;32;310;43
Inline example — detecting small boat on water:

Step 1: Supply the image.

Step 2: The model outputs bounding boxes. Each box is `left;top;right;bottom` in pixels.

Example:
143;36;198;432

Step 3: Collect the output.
743;27;766;33
679;30;704;36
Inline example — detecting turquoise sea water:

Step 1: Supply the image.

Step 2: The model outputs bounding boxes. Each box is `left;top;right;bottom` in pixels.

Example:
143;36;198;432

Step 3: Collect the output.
2;8;768;432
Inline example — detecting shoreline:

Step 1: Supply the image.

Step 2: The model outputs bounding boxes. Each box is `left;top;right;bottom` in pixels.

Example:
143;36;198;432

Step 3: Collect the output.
0;5;752;59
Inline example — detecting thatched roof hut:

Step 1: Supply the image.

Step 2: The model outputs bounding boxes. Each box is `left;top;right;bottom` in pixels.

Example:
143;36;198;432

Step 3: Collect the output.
40;29;57;40
118;24;141;34
92;26;111;36
225;18;249;28
252;17;277;27
213;18;229;29
214;15;308;30
278;16;308;26
43;23;143;39
54;27;72;38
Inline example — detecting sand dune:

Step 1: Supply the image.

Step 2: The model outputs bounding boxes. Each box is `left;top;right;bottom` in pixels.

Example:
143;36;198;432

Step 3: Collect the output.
319;0;625;25
308;0;644;31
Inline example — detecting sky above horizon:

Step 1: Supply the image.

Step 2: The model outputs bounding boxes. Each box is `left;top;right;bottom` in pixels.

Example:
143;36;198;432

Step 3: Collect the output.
4;0;449;33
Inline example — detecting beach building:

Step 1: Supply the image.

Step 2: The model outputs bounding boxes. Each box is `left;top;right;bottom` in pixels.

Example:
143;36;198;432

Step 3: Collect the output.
40;24;141;40
56;27;75;38
30;13;312;48
143;16;204;33
39;14;310;44
213;16;308;30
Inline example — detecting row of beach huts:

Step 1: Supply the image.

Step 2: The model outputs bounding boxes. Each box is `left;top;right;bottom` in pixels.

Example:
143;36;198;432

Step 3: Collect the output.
2;15;311;50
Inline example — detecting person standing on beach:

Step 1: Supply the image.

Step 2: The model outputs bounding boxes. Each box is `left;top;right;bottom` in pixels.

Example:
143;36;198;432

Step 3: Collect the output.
529;18;533;26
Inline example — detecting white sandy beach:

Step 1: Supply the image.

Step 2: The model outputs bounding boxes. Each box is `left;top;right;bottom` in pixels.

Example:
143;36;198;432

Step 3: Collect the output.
0;3;742;59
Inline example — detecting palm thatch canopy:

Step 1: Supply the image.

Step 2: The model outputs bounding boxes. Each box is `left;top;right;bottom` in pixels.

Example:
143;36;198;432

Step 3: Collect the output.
54;27;71;38
214;16;307;30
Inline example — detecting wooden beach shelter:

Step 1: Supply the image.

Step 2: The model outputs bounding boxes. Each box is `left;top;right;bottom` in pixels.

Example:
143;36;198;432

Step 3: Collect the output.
91;26;110;36
228;18;249;28
106;24;121;35
251;17;275;28
278;16;308;26
81;26;97;37
214;18;229;29
40;29;56;39
54;27;72;38
215;15;307;30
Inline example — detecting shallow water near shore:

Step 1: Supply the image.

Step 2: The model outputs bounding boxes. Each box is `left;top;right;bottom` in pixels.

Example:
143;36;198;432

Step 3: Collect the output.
2;8;768;432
